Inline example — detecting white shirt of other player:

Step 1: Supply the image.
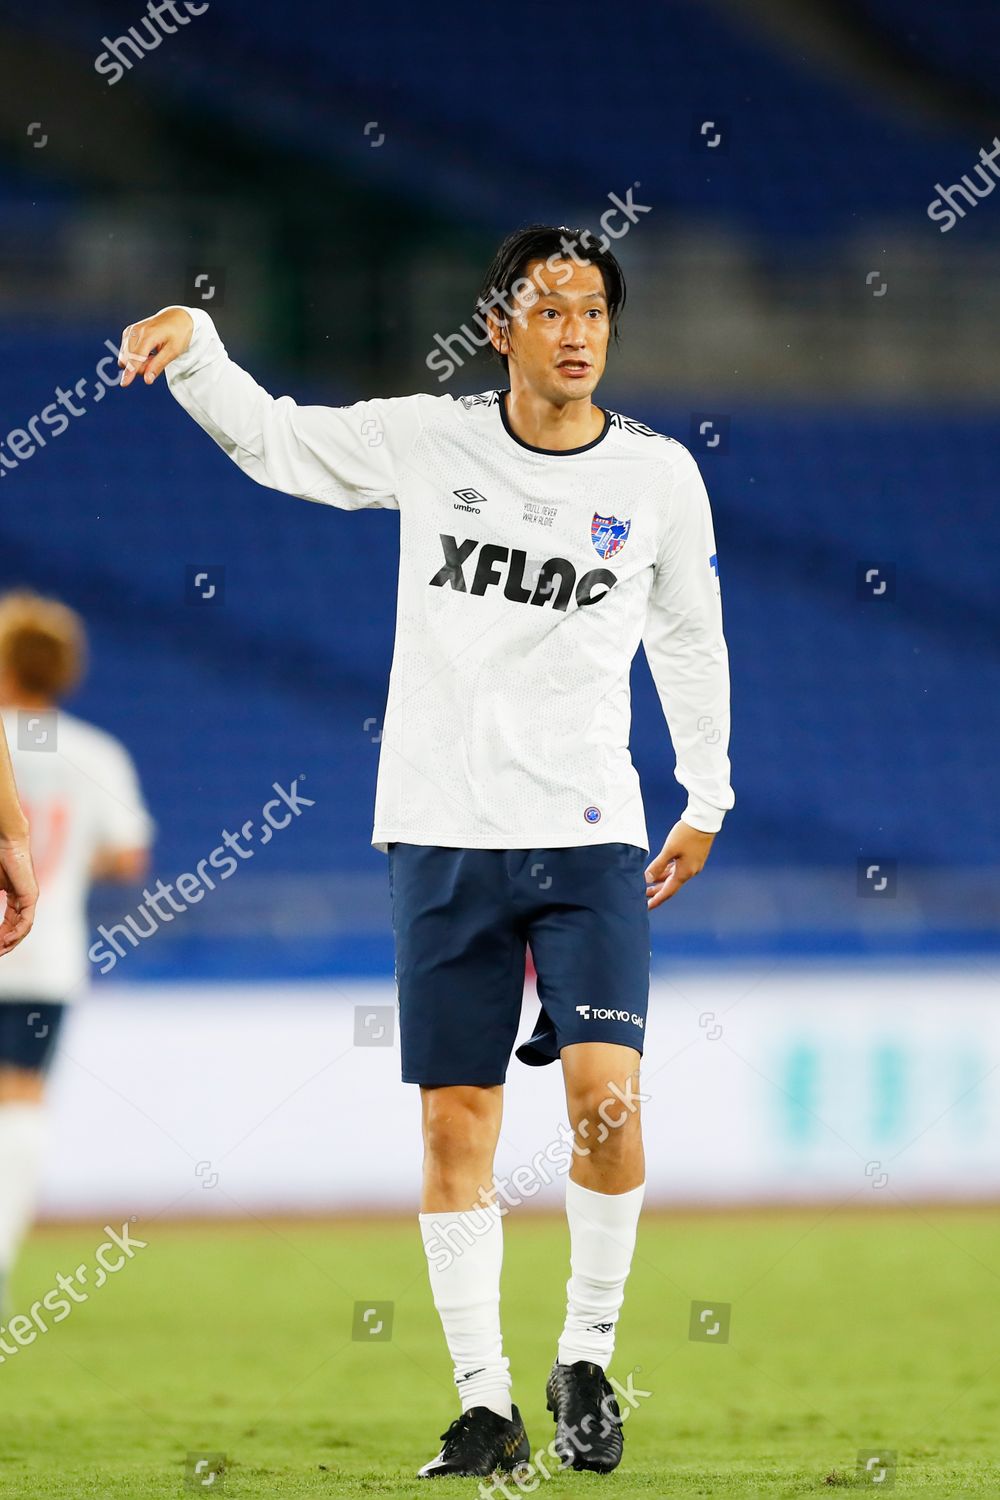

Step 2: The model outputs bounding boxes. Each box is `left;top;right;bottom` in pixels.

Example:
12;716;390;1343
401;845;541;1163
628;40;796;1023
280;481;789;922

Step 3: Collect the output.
165;307;734;853
0;709;153;1001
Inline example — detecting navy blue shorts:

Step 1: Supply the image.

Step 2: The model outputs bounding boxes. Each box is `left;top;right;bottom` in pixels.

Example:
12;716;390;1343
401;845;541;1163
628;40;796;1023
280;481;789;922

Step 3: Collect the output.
388;844;650;1087
0;1002;66;1070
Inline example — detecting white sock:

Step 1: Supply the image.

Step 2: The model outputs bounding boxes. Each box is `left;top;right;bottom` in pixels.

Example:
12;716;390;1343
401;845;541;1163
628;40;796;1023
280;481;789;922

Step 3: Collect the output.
557;1178;645;1372
419;1201;512;1421
0;1103;48;1296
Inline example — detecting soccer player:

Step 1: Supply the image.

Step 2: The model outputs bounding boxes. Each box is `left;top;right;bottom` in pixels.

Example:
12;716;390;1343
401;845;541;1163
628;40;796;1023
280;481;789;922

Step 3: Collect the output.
0;592;153;1309
118;223;734;1479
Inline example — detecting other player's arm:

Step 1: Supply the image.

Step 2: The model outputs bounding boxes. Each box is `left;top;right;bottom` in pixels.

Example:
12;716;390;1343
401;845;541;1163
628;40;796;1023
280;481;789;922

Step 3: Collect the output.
641;450;735;910
90;740;154;887
0;720;37;952
117;307;414;510
91;848;149;882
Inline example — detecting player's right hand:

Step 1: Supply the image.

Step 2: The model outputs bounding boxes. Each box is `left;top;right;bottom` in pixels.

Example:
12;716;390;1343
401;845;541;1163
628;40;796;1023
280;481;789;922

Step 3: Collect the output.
0;834;38;953
118;307;195;388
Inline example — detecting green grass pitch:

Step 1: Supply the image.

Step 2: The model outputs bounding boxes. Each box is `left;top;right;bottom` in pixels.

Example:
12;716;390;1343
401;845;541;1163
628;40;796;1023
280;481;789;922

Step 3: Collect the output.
1;1207;998;1497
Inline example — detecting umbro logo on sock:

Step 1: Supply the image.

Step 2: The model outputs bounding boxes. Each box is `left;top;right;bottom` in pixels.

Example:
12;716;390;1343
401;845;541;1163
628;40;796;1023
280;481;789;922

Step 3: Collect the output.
457;1367;486;1382
589;1322;614;1334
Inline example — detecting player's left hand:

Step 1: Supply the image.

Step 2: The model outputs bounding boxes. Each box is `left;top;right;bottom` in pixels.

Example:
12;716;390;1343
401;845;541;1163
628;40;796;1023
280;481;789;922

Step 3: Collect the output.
645;820;716;910
0;834;38;952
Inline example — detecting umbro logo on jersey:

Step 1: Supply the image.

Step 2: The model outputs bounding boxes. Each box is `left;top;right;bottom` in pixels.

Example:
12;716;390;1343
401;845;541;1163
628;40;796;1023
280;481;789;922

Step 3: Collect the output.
453;487;487;513
429;535;618;612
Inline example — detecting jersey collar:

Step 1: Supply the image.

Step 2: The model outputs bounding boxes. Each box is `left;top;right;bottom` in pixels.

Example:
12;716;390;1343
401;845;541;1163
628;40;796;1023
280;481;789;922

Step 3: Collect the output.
498;390;611;457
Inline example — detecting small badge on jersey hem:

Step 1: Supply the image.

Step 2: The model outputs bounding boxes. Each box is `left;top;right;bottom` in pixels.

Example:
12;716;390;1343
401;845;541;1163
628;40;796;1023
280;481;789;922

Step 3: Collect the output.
591;513;631;560
584;805;602;824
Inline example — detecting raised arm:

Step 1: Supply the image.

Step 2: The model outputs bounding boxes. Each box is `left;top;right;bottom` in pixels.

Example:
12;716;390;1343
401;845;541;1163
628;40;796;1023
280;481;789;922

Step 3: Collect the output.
0;721;36;952
641;448;735;907
118;307;429;509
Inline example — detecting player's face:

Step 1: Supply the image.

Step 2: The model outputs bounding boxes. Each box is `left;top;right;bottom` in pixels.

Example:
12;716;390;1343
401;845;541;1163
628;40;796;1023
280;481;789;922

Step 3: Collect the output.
499;258;610;403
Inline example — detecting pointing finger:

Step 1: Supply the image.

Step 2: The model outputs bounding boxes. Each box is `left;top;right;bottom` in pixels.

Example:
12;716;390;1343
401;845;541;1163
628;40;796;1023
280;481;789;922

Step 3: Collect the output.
118;323;158;387
142;341;175;384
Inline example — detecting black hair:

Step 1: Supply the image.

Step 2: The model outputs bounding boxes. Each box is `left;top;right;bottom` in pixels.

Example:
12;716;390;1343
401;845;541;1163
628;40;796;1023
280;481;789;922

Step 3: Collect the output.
475;224;626;375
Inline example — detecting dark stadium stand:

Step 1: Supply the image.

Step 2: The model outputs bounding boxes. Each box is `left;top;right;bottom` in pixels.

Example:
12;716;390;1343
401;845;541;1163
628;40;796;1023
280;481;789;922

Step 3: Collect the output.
1;0;989;239
858;0;1000;101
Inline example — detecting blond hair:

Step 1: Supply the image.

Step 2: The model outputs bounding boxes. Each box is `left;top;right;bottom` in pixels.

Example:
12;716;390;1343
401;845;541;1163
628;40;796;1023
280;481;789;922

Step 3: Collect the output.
0;591;86;701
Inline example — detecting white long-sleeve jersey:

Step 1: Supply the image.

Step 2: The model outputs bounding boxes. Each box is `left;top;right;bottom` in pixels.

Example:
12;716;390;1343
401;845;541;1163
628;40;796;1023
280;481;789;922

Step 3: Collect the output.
165;308;734;853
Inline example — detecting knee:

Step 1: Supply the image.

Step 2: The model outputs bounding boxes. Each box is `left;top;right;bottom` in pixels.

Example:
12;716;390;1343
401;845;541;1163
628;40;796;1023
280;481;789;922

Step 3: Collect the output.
0;1067;46;1105
567;1085;642;1164
422;1087;499;1169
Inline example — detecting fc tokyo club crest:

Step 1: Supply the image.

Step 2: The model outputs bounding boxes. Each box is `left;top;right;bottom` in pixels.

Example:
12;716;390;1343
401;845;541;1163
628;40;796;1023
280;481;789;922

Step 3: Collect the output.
591;512;631;560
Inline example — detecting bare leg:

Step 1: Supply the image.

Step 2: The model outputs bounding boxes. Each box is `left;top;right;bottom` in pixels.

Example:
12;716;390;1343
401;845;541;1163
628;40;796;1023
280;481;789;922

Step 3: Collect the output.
420;1083;503;1210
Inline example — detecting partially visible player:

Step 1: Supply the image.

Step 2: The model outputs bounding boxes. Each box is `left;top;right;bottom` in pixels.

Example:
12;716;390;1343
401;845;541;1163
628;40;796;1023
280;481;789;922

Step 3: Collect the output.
0;592;153;1307
0;717;36;956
